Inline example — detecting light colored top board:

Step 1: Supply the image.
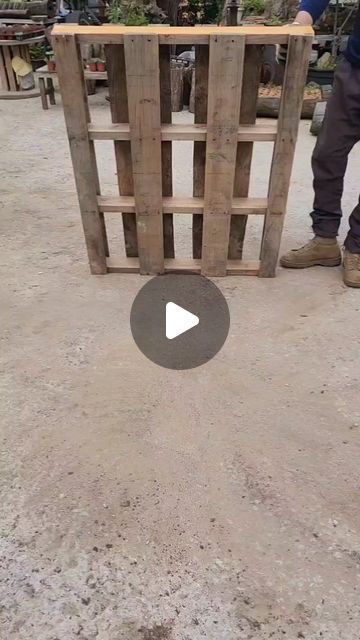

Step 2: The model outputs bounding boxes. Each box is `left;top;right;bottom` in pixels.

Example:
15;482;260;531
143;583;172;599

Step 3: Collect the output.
52;24;314;46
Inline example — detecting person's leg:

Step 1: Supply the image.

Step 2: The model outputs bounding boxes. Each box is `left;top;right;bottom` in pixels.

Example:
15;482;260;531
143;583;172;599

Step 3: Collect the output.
311;59;360;237
281;59;360;269
346;200;360;253
343;198;360;287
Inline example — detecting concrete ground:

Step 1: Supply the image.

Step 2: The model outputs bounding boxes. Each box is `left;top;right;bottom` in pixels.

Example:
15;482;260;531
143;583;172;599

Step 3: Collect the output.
1;86;360;640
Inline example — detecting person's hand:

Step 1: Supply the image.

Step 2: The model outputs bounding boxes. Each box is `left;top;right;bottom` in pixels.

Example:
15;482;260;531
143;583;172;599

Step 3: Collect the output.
277;17;313;65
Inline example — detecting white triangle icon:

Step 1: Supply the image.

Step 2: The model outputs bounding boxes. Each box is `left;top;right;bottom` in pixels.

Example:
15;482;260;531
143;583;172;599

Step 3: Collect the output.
166;302;199;340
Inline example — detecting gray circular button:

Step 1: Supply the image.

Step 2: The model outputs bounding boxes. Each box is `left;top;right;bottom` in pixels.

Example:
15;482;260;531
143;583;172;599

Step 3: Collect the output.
130;274;230;370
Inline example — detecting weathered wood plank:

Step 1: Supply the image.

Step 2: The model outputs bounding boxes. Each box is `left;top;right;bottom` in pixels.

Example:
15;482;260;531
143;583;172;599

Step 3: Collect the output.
107;257;260;275
52;24;314;46
46;77;56;105
3;45;16;91
0;48;9;91
259;34;313;277
88;122;278;141
105;43;138;257
159;44;175;259
201;35;245;276
123;34;164;274
228;44;262;259
192;44;208;259
53;34;107;274
38;76;48;109
98;195;268;214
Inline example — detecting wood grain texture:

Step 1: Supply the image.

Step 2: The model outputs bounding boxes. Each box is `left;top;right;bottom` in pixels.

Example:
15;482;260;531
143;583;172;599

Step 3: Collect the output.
123;34;164;275
0;48;9;91
98;195;267;214
201;35;245;277
105;43;138;257
192;44;208;259
88;122;277;141
228;44;262;259
46;77;56;105
3;46;16;91
53;34;107;274
159;44;175;259
259;34;313;277
107;257;260;275
38;76;48;109
52;24;314;46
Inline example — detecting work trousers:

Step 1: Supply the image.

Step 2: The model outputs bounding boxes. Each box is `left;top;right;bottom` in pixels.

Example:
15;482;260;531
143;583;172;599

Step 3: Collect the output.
311;59;360;253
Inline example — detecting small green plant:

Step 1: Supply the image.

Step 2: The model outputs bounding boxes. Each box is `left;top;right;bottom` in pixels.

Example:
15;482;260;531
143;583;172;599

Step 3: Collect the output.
107;0;123;23
107;0;149;26
29;43;46;60
242;0;265;15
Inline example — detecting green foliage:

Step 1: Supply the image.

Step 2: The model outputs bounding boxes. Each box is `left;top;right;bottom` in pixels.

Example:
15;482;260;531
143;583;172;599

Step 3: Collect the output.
107;0;149;25
242;0;265;15
29;44;46;60
180;0;224;25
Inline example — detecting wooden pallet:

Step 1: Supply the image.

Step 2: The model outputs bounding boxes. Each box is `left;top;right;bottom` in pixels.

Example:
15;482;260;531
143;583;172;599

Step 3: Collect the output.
52;24;313;277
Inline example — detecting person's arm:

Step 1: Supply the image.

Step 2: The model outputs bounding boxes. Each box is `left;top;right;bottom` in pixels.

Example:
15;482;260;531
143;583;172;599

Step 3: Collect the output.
294;0;331;25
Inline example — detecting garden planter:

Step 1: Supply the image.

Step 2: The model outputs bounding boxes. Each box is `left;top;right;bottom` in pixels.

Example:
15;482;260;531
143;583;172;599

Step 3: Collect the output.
96;61;106;72
47;60;56;72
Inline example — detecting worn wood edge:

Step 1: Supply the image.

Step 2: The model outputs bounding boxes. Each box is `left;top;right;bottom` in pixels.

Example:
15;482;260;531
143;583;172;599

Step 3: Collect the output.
88;122;277;141
106;257;260;275
98;195;268;214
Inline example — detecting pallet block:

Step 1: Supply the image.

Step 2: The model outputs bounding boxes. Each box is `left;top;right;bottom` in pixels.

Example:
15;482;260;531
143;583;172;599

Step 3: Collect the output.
52;25;313;277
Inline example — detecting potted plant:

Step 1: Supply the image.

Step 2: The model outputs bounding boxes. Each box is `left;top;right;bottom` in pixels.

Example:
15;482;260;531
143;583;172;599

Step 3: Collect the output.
30;44;47;71
89;58;97;72
96;59;106;72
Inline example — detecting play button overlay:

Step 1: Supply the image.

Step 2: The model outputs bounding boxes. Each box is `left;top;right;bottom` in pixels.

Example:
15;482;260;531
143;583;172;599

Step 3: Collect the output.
130;274;230;370
166;302;199;340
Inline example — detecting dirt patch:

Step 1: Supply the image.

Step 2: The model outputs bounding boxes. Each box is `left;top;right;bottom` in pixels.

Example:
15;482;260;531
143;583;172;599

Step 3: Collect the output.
139;623;174;640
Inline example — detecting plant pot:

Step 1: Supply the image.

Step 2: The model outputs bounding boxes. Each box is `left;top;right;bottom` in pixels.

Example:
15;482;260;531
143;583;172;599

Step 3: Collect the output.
97;61;106;72
47;61;56;72
89;62;97;72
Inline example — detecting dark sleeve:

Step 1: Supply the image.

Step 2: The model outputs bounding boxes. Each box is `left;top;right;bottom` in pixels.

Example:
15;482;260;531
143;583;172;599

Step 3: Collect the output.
299;0;330;21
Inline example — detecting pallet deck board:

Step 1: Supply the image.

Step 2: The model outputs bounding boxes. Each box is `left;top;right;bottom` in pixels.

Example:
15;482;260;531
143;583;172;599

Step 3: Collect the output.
201;34;245;276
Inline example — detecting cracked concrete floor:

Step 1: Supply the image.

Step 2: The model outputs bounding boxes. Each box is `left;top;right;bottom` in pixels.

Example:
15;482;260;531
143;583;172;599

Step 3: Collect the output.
1;87;360;640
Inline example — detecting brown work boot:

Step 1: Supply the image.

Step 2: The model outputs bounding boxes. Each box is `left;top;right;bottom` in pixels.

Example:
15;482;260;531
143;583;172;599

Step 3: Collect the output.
343;250;360;288
280;236;341;269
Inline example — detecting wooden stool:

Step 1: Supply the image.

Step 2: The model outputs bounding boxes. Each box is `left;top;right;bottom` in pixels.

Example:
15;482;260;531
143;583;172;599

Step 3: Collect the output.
35;64;107;109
